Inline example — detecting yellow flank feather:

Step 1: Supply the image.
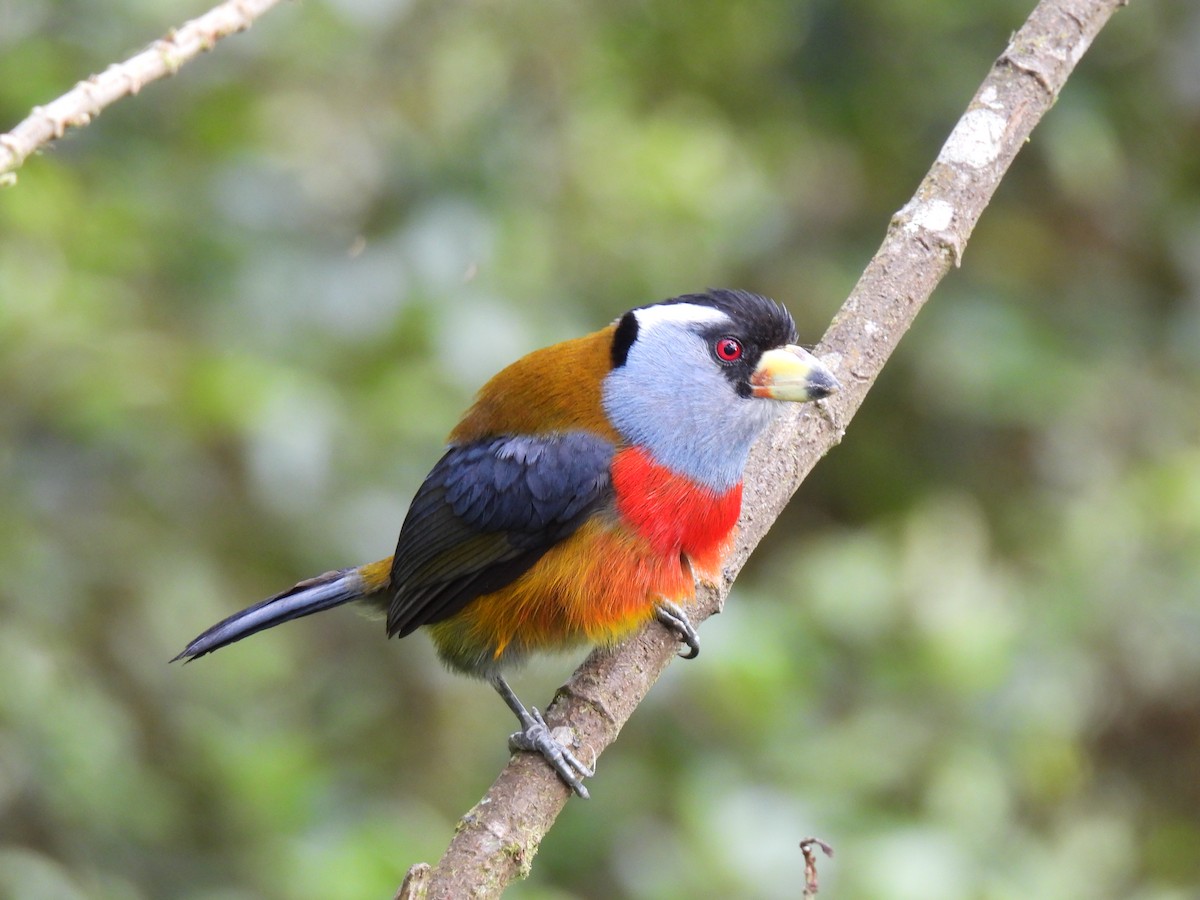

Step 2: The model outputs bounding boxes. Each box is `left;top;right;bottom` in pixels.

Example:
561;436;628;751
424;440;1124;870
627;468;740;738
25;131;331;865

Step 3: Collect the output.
357;557;394;594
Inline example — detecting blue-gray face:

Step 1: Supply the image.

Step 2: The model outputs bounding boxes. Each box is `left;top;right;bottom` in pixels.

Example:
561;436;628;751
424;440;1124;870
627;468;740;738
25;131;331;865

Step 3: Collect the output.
601;291;799;492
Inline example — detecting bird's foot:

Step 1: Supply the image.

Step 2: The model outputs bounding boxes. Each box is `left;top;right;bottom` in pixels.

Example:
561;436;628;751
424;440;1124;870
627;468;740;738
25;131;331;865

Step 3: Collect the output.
655;600;700;659
508;706;594;799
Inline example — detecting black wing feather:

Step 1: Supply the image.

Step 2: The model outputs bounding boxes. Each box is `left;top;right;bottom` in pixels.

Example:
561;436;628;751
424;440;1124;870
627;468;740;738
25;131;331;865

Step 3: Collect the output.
386;432;615;638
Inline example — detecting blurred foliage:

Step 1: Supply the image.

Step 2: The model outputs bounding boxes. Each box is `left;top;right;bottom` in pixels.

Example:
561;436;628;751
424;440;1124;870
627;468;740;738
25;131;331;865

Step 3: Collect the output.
1;0;1199;897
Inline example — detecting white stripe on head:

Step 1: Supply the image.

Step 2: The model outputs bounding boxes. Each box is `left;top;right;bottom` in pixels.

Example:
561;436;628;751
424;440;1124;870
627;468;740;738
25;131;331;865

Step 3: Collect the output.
633;302;730;332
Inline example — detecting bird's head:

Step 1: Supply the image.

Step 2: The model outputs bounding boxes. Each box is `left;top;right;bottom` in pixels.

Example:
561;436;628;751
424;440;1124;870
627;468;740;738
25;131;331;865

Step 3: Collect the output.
601;289;839;492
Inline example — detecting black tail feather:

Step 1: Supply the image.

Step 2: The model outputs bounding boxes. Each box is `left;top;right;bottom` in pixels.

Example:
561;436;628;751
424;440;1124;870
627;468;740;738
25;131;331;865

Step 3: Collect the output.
173;568;364;662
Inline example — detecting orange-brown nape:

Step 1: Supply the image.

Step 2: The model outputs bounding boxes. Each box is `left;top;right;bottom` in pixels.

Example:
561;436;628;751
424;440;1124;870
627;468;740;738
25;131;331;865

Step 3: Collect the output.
174;289;839;799
449;323;622;443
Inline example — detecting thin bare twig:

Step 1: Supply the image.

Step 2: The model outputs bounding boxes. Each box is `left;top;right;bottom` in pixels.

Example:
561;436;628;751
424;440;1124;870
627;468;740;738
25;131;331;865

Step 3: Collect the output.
405;0;1128;896
800;838;835;899
0;0;286;183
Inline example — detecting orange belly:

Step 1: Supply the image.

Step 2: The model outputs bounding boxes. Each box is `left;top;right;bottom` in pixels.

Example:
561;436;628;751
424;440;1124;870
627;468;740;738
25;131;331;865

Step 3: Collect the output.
428;515;732;673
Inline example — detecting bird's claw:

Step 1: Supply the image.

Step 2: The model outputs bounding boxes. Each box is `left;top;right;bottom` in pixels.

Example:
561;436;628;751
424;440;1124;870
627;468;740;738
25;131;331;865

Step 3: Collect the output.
655;600;700;659
508;706;593;799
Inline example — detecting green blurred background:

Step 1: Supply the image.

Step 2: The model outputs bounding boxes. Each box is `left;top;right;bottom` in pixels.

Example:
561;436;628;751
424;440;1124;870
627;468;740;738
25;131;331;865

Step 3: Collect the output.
2;0;1199;897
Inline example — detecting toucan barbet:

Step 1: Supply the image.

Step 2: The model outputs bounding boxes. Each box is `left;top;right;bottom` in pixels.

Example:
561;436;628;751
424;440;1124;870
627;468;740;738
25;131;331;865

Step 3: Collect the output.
175;288;839;797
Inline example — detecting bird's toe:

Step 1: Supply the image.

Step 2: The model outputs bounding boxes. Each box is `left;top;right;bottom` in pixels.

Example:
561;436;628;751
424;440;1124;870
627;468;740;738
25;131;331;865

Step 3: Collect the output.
654;600;700;659
508;715;593;798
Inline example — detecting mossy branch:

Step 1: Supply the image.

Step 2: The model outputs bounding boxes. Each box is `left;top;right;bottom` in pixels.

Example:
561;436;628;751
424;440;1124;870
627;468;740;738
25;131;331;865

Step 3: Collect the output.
399;0;1128;896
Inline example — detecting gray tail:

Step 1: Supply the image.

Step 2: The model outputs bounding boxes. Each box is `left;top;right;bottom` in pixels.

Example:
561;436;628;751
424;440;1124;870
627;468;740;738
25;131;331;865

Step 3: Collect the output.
172;568;366;662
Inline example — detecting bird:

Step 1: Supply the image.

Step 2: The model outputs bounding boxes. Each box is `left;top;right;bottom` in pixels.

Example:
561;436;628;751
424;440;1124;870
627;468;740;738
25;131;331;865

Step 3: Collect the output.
174;288;839;798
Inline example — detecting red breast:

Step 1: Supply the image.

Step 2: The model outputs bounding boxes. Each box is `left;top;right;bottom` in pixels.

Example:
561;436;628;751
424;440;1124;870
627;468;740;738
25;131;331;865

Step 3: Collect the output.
611;446;742;579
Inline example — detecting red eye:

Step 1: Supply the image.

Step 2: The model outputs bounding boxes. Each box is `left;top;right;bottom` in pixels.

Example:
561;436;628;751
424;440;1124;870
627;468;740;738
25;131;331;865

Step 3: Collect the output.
714;337;743;362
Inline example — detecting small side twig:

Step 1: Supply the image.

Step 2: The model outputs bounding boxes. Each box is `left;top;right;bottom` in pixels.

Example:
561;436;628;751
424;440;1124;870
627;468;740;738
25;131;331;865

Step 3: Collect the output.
799;837;835;899
0;0;287;183
395;863;431;900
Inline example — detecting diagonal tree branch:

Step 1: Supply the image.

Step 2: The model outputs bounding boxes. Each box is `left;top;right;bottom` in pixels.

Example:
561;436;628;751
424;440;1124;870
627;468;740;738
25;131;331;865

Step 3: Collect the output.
401;0;1128;896
0;0;286;183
